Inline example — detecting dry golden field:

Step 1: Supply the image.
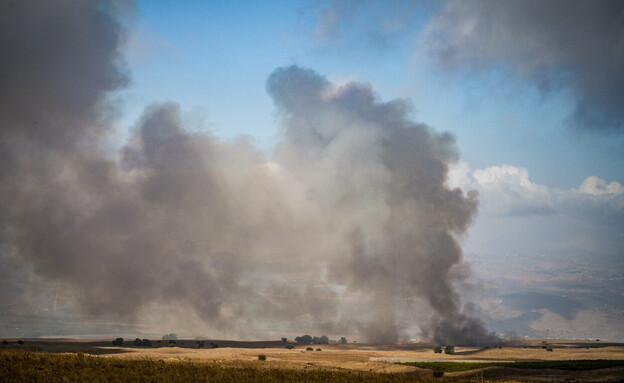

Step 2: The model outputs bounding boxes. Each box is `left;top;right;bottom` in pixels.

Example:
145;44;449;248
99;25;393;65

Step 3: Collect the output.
2;338;624;382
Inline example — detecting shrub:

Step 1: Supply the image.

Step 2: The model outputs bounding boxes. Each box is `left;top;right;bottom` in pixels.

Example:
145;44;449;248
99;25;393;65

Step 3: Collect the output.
306;347;313;351
444;345;455;355
17;340;23;345
112;338;123;346
258;354;266;361
433;346;442;353
433;370;444;378
1;340;7;345
285;345;294;349
316;348;322;351
547;348;553;352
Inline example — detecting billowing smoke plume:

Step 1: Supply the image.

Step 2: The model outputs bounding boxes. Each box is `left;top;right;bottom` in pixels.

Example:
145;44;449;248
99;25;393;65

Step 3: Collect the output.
267;67;496;344
0;0;495;344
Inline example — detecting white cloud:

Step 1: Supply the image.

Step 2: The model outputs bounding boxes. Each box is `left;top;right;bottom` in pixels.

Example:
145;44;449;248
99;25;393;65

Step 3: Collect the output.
450;161;624;260
448;162;553;216
449;163;624;220
577;175;624;196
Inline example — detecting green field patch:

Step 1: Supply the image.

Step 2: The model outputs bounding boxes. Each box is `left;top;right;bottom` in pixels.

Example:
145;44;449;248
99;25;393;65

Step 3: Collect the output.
399;359;624;372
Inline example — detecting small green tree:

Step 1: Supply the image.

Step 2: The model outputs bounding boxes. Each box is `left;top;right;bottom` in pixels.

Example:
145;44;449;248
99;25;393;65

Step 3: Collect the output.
112;338;123;346
444;345;455;354
433;346;442;353
258;354;266;361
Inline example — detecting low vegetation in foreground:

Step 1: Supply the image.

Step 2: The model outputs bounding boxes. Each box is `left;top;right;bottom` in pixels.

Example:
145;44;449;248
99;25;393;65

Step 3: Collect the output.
399;360;624;372
0;349;433;382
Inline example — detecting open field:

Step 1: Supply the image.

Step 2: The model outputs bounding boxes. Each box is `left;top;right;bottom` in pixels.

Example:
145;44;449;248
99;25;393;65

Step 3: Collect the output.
1;338;623;382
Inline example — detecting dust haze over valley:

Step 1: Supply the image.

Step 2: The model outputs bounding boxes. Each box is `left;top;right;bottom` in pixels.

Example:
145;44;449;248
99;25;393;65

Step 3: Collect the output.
1;0;623;345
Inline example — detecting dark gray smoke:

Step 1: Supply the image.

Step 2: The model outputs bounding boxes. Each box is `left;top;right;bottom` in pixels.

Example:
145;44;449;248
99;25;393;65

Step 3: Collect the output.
0;0;494;344
421;0;624;131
